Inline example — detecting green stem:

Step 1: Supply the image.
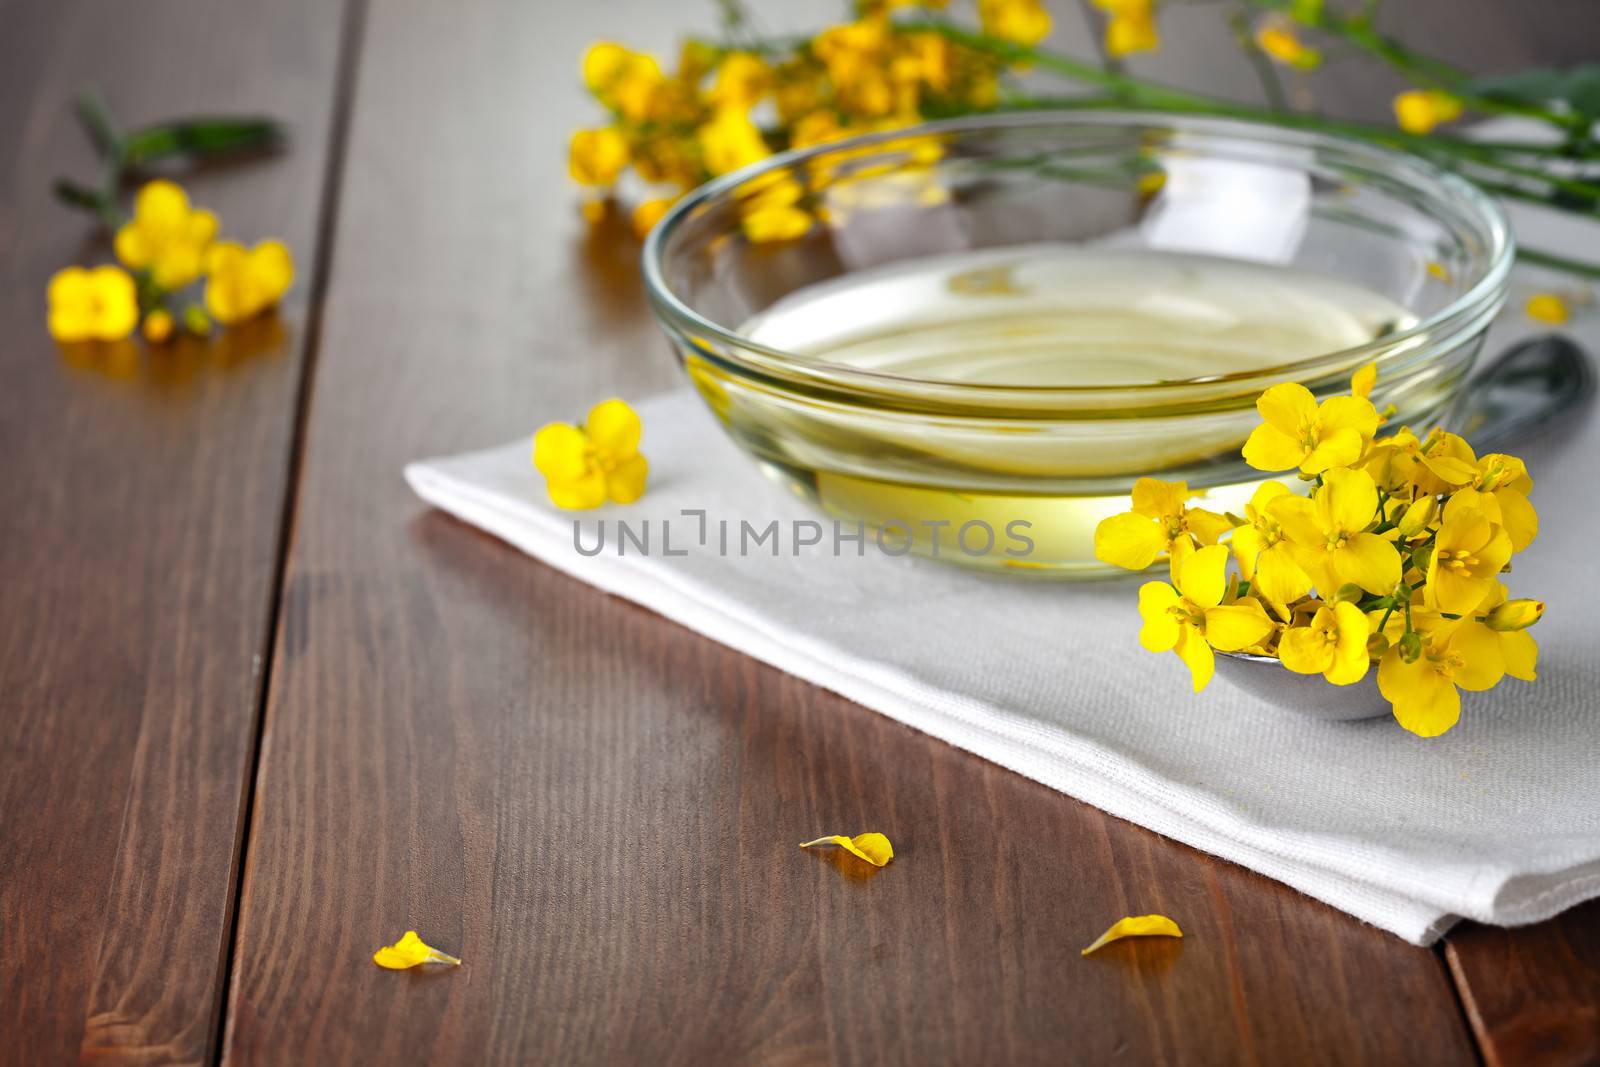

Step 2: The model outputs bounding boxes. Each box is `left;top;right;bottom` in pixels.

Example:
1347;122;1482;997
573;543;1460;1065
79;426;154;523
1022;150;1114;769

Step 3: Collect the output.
1516;245;1600;280
1239;0;1581;133
1227;8;1289;113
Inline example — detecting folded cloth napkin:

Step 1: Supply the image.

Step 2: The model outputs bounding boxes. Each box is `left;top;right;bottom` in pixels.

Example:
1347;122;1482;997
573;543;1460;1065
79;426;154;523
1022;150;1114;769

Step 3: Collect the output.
406;199;1600;945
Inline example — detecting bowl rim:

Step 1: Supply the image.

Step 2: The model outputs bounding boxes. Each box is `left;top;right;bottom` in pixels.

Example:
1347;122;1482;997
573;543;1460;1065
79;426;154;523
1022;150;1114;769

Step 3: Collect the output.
641;109;1514;407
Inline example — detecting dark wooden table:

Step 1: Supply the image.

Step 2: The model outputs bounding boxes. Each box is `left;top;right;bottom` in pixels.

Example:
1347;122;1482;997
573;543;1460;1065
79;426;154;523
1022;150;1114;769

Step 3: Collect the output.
4;2;1598;1064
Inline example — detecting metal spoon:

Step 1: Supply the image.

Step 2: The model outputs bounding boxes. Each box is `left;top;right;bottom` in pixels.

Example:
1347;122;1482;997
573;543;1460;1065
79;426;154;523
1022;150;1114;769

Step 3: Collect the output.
1216;334;1595;721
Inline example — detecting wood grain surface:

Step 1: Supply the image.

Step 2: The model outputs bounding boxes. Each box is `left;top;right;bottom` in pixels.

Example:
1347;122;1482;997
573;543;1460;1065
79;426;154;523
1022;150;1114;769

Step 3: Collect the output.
0;2;349;1063
1448;899;1600;1067
3;0;1598;1064
218;1;1521;1063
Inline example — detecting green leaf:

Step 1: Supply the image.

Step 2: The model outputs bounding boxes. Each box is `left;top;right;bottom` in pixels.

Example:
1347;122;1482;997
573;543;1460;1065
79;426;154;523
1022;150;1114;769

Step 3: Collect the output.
122;117;285;165
1566;68;1600;119
52;178;104;211
1471;68;1572;106
1472;64;1600;117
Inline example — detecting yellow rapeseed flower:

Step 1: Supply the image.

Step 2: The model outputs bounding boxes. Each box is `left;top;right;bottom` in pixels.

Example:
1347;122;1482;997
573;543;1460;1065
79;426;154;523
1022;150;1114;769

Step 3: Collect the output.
114;180;219;291
1279;600;1370;684
1273;467;1401;595
1476;583;1539;681
979;0;1053;47
46;265;140;343
698;108;772;176
1137;544;1274;692
1094;477;1234;579
709;52;772;111
631;197;673;241
204;240;294;325
1448;452;1537;551
583;42;667;124
533;398;649;510
1228;481;1311;611
569;127;630;186
1377;613;1503;737
1393;89;1463;135
1425;503;1512;615
1255;23;1320;69
1242;382;1381;475
1094;0;1159;57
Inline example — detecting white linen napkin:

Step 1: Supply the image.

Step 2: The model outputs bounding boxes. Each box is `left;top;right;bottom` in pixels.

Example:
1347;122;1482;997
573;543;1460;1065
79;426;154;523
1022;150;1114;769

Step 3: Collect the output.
406;199;1600;945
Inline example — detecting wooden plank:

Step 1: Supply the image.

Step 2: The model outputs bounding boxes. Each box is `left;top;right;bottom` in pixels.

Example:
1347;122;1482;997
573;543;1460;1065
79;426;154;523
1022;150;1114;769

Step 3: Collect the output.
220;1;1484;1062
0;2;350;1062
1445;903;1600;1067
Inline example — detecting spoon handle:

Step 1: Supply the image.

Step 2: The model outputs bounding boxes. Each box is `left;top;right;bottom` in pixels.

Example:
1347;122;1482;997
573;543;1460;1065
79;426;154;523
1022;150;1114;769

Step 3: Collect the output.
1450;334;1597;452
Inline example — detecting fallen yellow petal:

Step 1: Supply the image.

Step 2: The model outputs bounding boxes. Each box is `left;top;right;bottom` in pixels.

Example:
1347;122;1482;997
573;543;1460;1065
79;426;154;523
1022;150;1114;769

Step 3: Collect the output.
373;930;462;970
799;832;894;867
1525;293;1570;325
1081;914;1183;956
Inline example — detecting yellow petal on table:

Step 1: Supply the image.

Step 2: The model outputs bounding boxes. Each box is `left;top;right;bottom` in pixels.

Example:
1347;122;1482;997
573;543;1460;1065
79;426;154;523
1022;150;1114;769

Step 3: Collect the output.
1081;914;1183;956
799;832;894;867
373;930;462;970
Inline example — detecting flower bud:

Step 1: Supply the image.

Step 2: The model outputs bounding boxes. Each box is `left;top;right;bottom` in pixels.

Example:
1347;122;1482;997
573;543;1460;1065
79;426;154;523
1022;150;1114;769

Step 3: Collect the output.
1486;599;1544;632
1396;496;1436;537
1334;583;1364;604
1398;631;1423;663
1366;633;1390;658
183;305;212;336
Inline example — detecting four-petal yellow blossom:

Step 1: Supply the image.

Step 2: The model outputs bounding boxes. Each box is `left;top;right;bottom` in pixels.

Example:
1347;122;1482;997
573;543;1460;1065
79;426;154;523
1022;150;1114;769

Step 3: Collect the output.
1137;544;1274;692
1448;452;1537;551
1279;601;1370;684
1094;477;1233;578
631;197;673;241
373;930;462;970
1364;427;1478;496
204;240;294;325
698;108;772;176
1243;383;1380;475
569;127;630;186
1394;89;1464;135
533;398;649;510
1082;914;1182;956
1476;584;1539;681
1378;614;1504;737
1228;481;1312;612
979;0;1053;46
1256;23;1320;69
1425;504;1512;615
47;265;140;343
583;42;668;124
115;180;219;290
1350;361;1377;400
1274;468;1400;595
1092;0;1159;57
709;53;772;111
800;832;894;866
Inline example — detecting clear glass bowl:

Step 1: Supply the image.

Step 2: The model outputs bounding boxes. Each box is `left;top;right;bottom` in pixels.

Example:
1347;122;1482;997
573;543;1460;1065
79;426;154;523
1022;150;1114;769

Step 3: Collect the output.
643;111;1513;577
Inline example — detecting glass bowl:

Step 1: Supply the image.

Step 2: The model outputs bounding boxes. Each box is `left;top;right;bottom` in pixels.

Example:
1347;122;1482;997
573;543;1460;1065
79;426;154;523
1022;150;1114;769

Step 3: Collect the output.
643;111;1513;577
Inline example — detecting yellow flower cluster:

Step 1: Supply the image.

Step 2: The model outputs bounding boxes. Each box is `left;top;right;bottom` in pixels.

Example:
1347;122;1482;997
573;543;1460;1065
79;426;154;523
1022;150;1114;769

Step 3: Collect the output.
570;6;1028;241
47;179;293;346
1095;365;1543;738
